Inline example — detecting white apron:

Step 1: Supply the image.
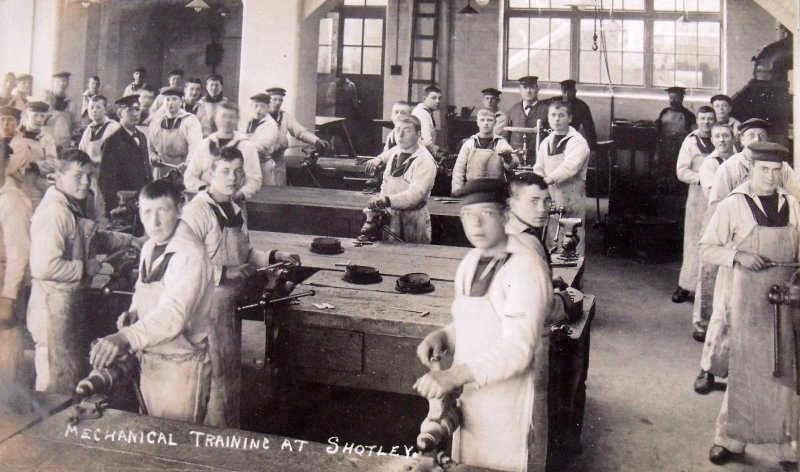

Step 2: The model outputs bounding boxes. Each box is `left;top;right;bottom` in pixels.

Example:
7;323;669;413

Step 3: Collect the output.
382;156;431;244
27;214;96;394
44;107;74;150
260;149;285;187
152;118;190;180
133;252;211;423
679;142;711;291
204;203;250;428
539;140;585;254
83;123;112;224
0;262;28;414
451;257;539;472
466;147;505;182
726;216;799;443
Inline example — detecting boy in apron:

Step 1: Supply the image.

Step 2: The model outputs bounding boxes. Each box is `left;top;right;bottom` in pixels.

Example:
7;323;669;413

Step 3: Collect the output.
363;101;412;176
147;87;202;180
18;100;58;208
366;115;437;244
27;149;138;394
698;142;800;465
451;108;517;196
91;180;214;423
532;100;590;255
673;106;716;308
415;179;552;472
180;146;299;428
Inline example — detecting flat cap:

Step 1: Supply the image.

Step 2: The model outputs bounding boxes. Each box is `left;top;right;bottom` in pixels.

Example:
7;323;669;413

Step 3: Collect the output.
114;94;140;108
52;71;71;79
665;86;686;94
749;142;788;162
710;94;732;104
518;76;538;86
0;106;21;120
133;67;147;74
481;87;501;97
16;74;32;82
739;117;771;133
26;100;50;113
455;179;509;206
560;79;577;89
160;87;183;97
266;87;286;96
250;93;270;103
167;69;185;77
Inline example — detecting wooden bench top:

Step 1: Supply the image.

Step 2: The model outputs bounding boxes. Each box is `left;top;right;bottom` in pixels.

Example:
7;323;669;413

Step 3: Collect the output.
0;407;491;471
0;392;72;444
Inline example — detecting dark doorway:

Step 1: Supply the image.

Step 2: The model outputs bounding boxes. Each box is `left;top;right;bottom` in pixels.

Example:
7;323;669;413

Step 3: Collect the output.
316;0;387;156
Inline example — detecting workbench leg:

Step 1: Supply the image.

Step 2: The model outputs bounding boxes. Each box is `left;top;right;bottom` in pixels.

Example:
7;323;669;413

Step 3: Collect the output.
339;122;358;158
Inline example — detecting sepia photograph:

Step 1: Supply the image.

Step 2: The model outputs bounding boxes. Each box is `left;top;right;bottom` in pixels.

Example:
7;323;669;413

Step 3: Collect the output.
0;0;797;470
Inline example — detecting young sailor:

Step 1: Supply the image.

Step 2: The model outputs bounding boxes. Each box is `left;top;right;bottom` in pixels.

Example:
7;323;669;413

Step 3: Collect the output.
451;108;517;195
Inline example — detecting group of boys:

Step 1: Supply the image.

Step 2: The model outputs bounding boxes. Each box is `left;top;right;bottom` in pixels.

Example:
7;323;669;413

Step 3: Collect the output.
668;87;800;464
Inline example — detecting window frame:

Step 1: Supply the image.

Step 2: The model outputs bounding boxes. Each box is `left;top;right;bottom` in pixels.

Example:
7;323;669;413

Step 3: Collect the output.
501;0;724;94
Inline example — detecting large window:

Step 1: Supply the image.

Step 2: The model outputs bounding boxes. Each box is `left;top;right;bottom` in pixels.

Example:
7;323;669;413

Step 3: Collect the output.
503;0;722;90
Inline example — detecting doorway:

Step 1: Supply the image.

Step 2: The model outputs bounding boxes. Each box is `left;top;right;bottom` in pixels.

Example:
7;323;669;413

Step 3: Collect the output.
316;0;387;156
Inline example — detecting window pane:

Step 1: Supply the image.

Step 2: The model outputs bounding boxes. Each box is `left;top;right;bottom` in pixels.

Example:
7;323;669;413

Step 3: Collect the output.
698;0;720;12
550;0;571;9
365;0;387;5
362;47;382;75
343;19;363;46
508;18;530;49
317;46;332;74
509;0;530;8
363;19;383;46
604;51;623;84
653;53;675;86
697;22;720;54
698;55;720;88
675;22;697;55
343;0;365;4
529;18;551;49
653;21;675;53
319;18;333;46
508;49;530;80
623;20;644;52
653;0;676;10
530;0;549;7
342;46;362;73
579;19;596;48
601;0;644;10
551;50;570;80
579;51;601;83
622;52;644;84
529;49;549;79
675;54;698;87
551;18;571;50
684;0;699;12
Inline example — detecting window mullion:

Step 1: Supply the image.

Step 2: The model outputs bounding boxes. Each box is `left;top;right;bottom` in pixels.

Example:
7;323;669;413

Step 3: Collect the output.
570;14;581;81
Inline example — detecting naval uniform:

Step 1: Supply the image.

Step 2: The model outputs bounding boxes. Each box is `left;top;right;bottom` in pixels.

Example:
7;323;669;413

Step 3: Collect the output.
244;110;319;186
27;187;134;394
449;245;551;472
43;91;79;150
379;145;438;244
655;105;695;192
411;103;438;152
180;191;273;428
451;134;516;195
195;93;227;138
17;126;57;208
0;164;32;413
184;132;262;200
117;229;214;423
563;98;598;151
675;131;715;295
699;182;800;459
506;99;551;154
99;126;152;217
147;109;203;180
533;126;590;254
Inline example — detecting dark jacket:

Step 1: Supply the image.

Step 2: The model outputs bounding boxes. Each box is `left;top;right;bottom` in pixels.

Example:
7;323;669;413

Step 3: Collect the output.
505;100;552;149
564;97;598;151
99;126;152;214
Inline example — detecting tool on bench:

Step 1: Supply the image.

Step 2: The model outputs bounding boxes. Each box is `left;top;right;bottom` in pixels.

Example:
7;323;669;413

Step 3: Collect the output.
767;274;800;387
357;208;405;243
553;217;583;264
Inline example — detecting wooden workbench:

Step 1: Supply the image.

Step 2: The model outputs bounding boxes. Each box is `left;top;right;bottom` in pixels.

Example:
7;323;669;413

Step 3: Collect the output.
0;406;493;471
249;231;584;288
246;186;468;246
0;392;72;444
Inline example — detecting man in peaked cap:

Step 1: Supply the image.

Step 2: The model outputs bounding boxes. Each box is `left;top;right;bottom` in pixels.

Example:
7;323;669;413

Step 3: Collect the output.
18;100;57;207
481;87;506;136
147;87;202;180
0;73;16;108
506;76;551;161
247;86;328;186
43;72;79;150
123;67;148;97
559;79;597;152
699;141;800;465
655;86;696;192
11;74;33;111
149;69;186;117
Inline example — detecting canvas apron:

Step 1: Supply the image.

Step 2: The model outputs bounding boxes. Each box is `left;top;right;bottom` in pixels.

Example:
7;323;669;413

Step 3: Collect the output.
205;203;250;428
27;213;95;394
679;143;711;291
466;147;504;182
693;159;724;330
0;261;29;414
260;150;285;187
83;122;113;224
451;257;539;472
133;254;211;423
540;138;586;254
45;107;74;150
382;154;431;244
726;219;799;444
153;118;189;180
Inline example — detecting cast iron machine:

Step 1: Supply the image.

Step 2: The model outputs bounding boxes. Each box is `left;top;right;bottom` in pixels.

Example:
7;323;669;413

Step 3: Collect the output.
767;269;800;388
357;208;405;243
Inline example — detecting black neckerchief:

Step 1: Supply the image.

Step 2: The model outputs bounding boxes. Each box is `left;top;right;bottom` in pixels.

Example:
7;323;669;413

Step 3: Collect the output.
204;93;223;104
743;193;789;227
208;200;244;228
475;136;495;149
90;121;111;141
161;116;182;130
270;111;283;126
209;136;236;156
184;102;199;114
424;107;437;128
20;126;39;140
246;118;264;134
695;134;714;154
141;250;175;283
52;95;69;112
389;151;414;177
469;253;512;297
549;134;572;155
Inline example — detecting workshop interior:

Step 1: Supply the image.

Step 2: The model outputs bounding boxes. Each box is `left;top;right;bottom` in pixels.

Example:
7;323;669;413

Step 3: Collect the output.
0;0;797;471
